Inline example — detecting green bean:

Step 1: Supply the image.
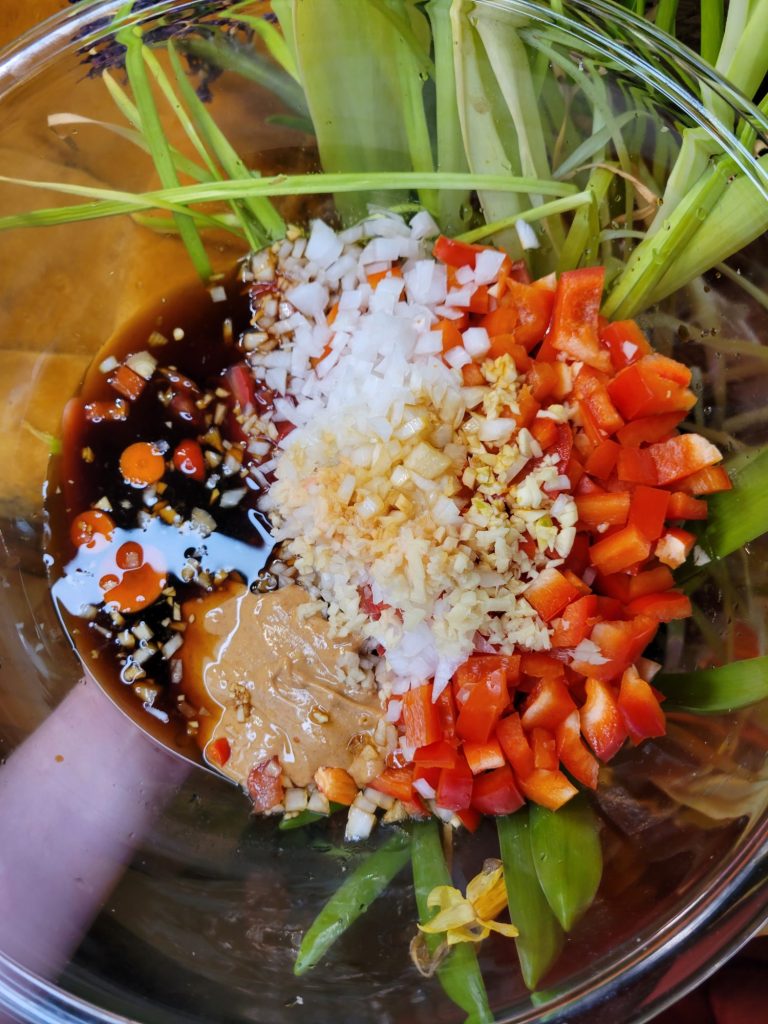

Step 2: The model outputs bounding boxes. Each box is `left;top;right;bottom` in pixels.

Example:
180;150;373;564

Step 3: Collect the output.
279;802;344;831
293;830;410;975
497;811;563;991
529;796;602;932
412;820;493;1024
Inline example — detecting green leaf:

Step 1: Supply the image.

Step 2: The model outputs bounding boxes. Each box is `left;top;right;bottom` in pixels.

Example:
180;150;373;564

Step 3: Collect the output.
657;656;768;713
294;830;410;975
528;796;602;932
278;801;344;831
700;446;768;559
497;811;564;991
411;820;493;1024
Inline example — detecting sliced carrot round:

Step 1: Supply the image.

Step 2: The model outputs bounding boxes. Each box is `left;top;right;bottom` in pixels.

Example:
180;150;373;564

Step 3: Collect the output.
119;441;165;487
70;510;115;549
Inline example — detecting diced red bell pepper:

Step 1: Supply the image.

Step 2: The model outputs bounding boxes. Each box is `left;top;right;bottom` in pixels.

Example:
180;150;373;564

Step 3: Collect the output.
469;284;491;314
626;565;675;600
496;713;535;779
655;527;696;568
531;415;559;451
402;684;441;749
618;666;666;745
436;686;458;740
513;385;540;429
370;766;415;803
643;353;691;386
519;768;579;811
530;727;559;771
109;364;147;401
455;667;509;743
555;711;600;789
551;594;598;648
624;590;692;621
506;279;556;349
549;267;610;372
595;571;631;603
584;438;620;480
413;763;440;789
436;755;474;811
678;464;732;495
617;447;659;485
608;357;696;420
576;492;630;527
414;740;461;770
471;764;525;816
455;806;482;832
454;654;520;701
564;532;591;576
206;736;231;768
521;677;577;732
437;318;464;353
528;362;558;401
600;319;651;369
553;422;574;470
524;567;581;622
487;333;532;368
616;411;687;447
433;234;485;268
464;738;506;775
577;400;606;449
579;678;628;761
520;652;568;679
666;491;708;520
648;434;723;486
573;616;658;682
574;367;624;434
628;484;670;541
589;523;651;575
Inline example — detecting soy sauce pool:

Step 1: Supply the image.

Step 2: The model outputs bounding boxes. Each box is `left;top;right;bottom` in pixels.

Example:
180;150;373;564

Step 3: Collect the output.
45;269;278;758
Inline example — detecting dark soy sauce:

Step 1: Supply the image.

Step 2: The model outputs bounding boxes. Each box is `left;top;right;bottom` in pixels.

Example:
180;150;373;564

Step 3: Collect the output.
45;269;277;758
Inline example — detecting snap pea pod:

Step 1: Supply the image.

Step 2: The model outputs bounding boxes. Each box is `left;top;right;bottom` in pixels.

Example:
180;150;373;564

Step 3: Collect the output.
411;820;493;1024
529;795;602;932
293;830;410;975
497;811;563;991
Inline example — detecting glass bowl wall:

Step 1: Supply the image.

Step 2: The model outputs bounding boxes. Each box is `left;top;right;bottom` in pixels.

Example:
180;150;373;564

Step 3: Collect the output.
0;2;766;1023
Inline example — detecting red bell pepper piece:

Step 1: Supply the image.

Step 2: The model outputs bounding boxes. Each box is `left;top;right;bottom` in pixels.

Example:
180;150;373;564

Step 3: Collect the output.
626;565;675;600
436;755;474;811
530;727;559;771
576;491;630;527
519;768;579;811
206;737;231;768
454;655;520;703
109;364;147;401
433;234;485;268
573;616;658;681
471;764;525;816
555;711;599;789
550;594;598;648
648;434;723;486
436;686;458;740
487;333;532;368
531;415;559;451
584;438;620;480
437;318;464;353
655;527;696;568
520;652;568;679
549;267;610;372
524;567;581;622
455;667;509;743
521;677;578;732
628;484;670;541
618;666;666;744
616;411;687;447
528;362;558;401
589;523;651;575
600;319;651;369
469;284;490;314
564;532;591;576
624;590;692;621
608;357;696;420
579;678;628;761
617;446;659;485
496;713;535;780
455;806;482;832
677;464;732;495
402;683;441;749
574;367;624;434
414;740;462;770
247;758;285;812
464;738;506;775
666;491;708;520
507;279;557;349
370;766;415;803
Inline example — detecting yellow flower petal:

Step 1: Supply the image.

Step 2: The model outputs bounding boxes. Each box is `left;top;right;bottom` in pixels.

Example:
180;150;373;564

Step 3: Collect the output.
486;920;519;938
418;861;518;947
426;885;465;912
418;900;477;935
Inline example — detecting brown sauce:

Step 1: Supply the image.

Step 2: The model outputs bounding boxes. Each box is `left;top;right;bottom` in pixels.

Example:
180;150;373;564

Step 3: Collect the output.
45;269;278;758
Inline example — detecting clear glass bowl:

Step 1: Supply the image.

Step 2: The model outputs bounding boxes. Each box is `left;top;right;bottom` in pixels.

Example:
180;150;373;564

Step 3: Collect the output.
0;2;766;1023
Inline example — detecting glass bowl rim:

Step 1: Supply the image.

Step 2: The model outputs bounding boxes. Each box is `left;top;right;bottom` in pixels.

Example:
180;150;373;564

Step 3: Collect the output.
0;1;766;1022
